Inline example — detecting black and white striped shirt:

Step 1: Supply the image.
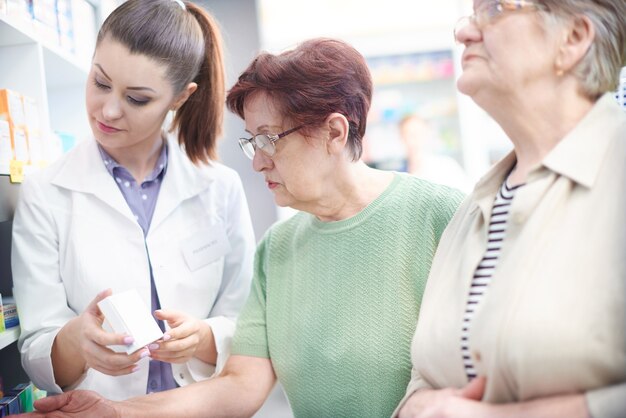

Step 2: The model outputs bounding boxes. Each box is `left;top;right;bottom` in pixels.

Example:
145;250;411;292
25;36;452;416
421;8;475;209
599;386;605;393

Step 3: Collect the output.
462;177;523;380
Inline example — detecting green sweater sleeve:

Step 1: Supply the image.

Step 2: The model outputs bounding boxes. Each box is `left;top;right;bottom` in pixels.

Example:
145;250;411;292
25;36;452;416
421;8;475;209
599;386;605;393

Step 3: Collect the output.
231;231;271;358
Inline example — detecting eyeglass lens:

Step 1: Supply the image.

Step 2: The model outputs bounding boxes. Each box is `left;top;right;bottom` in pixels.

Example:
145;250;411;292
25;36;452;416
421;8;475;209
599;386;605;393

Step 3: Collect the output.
239;134;275;159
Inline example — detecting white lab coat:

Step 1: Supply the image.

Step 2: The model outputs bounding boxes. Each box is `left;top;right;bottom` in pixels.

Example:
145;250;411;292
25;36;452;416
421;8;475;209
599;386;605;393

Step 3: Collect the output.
11;138;256;400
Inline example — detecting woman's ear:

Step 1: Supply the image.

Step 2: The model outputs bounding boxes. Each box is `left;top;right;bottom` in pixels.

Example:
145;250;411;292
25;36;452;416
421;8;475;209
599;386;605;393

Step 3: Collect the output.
325;113;350;156
556;15;595;74
171;82;198;111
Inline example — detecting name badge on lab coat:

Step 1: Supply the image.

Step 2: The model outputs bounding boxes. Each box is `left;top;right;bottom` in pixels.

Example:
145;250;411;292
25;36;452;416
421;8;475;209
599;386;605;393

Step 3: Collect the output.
182;223;231;271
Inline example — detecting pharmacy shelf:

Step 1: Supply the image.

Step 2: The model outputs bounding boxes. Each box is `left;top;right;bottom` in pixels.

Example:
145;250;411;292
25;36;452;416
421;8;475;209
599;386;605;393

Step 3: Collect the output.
0;327;20;350
0;15;89;81
0;10;93;150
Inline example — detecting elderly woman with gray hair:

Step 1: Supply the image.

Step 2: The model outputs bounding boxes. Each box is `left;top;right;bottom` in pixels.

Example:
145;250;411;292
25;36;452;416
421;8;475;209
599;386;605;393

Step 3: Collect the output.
395;0;626;417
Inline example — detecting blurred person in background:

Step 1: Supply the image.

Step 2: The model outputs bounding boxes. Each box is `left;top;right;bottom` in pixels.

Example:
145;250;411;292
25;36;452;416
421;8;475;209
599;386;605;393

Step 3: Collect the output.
395;0;626;417
398;113;472;193
18;38;464;418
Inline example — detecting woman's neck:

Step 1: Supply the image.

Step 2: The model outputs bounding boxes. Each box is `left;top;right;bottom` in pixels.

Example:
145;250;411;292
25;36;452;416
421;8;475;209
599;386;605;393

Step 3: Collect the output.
102;134;165;183
311;162;394;222
481;87;594;185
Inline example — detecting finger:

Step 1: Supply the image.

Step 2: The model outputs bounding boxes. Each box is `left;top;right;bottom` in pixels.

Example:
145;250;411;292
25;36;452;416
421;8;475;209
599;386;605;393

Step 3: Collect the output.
32;392;73;412
84;321;136;348
161;321;197;341
459;376;486;400
85;289;112;316
85;343;150;372
102;348;150;369
151;347;193;359
158;335;198;354
154;309;185;327
89;350;147;376
149;343;195;361
91;362;142;377
150;351;193;364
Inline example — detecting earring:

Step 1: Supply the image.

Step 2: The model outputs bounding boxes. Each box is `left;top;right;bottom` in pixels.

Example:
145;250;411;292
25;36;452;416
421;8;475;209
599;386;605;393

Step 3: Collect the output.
555;55;565;77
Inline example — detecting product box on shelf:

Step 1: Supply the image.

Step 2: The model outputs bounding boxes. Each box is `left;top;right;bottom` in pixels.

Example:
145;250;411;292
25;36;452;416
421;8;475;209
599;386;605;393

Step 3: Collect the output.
0;293;5;333
1;296;18;329
22;96;39;133
2;309;18;330
0;90;31;166
56;0;74;53
70;0;95;64
22;96;42;165
0;89;26;128
31;0;57;41
6;0;31;22
7;383;34;413
31;385;46;403
2;304;18;329
0;395;20;417
31;0;55;26
26;129;43;165
0;383;35;415
11;127;30;164
0;121;12;176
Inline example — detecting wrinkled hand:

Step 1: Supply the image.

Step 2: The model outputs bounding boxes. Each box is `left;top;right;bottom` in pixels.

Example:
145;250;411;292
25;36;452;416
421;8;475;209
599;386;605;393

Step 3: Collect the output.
398;377;494;418
16;390;120;417
150;309;214;364
76;290;150;376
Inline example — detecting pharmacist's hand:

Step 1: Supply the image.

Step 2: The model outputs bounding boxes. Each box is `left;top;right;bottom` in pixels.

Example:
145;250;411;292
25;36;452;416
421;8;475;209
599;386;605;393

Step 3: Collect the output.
76;290;150;376
398;377;493;418
18;390;121;417
151;309;216;364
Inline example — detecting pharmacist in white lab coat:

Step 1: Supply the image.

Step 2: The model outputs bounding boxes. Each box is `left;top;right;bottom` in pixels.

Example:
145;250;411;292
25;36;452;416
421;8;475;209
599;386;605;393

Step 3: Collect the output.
11;0;255;401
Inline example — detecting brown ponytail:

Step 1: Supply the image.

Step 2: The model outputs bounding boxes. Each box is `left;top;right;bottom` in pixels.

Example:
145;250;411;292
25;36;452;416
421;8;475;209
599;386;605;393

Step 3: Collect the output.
173;2;225;164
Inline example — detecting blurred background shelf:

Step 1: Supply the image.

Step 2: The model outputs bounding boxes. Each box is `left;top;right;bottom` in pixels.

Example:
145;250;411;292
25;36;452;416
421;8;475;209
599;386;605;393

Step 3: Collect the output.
0;327;20;350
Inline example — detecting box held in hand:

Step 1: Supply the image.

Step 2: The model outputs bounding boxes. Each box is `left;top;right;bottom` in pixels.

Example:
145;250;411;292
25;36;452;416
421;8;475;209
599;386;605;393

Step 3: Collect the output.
97;289;163;354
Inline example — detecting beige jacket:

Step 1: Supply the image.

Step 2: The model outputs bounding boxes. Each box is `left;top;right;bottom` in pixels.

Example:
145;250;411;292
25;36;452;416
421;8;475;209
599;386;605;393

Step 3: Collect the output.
396;94;626;418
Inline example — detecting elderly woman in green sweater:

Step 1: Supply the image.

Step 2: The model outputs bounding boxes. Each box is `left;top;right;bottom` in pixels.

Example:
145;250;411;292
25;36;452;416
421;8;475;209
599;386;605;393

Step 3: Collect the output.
21;38;464;418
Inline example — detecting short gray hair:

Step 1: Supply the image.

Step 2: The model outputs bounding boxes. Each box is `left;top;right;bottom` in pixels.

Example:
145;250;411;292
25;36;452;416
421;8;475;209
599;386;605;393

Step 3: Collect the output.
539;0;626;98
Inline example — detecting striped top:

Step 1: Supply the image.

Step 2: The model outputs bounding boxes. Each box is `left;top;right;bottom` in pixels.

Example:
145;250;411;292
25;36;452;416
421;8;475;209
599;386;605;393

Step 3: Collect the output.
462;177;523;380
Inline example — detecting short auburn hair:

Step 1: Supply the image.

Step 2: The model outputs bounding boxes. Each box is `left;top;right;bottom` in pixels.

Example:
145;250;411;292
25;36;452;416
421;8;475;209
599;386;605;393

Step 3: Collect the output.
226;38;372;161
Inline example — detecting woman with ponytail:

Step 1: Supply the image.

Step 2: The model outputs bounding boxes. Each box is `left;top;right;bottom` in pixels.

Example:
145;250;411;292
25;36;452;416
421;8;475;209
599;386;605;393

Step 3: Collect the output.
11;0;255;401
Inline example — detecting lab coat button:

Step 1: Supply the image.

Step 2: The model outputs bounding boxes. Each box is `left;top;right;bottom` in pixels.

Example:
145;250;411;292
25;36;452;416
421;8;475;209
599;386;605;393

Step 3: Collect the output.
179;373;185;380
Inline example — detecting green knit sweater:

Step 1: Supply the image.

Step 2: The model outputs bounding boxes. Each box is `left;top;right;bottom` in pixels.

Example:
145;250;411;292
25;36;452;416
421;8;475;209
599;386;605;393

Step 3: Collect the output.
232;173;464;418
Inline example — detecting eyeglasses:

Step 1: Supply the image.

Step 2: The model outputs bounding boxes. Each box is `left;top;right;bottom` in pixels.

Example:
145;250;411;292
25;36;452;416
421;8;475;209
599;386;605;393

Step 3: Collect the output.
238;125;305;160
454;0;545;42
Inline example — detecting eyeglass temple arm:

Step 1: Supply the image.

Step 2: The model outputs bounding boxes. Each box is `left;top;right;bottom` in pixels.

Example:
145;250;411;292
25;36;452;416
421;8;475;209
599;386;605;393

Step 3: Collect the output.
276;124;305;139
